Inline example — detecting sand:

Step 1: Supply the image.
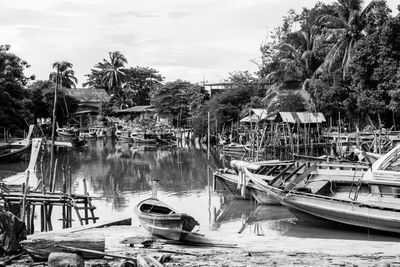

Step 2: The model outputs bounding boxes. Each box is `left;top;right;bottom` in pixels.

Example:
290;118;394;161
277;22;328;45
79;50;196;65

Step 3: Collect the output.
4;225;400;266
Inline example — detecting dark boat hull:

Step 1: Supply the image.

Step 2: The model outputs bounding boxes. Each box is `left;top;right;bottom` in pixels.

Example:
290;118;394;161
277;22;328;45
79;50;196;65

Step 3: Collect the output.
0;143;31;163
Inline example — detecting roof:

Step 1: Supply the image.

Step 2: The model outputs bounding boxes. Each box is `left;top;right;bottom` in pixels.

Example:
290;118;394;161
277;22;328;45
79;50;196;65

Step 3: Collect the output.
64;88;111;103
276;112;326;124
240;114;260;123
115;105;155;114
240;109;271;123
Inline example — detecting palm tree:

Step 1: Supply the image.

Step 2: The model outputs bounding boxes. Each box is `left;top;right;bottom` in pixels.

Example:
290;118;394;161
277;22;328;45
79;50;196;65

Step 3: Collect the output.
49;61;78;88
102;51;127;93
264;30;313;84
317;0;388;78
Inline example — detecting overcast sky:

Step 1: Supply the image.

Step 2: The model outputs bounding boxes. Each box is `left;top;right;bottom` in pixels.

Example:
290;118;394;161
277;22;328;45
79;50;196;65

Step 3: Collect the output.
1;0;398;86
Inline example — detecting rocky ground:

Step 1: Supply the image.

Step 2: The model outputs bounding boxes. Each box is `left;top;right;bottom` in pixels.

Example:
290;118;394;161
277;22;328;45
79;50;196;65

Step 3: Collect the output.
3;225;400;266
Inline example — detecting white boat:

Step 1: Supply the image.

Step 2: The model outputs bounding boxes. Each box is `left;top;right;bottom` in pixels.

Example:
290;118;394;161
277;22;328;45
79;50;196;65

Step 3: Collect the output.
2;138;43;190
56;126;78;137
280;144;400;233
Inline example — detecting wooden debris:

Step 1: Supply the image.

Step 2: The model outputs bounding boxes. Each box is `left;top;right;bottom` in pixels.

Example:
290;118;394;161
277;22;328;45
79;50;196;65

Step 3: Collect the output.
146;255;163;267
136;255;150;267
154;249;197;256
21;232;105;260
57;245;137;262
121;236;238;248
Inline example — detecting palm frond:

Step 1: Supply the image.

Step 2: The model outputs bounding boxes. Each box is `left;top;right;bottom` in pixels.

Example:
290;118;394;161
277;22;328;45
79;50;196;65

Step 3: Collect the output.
318;14;348;29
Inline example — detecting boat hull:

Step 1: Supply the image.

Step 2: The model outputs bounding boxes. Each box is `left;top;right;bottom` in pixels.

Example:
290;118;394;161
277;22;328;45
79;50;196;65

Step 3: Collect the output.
213;172;252;200
137;214;197;240
135;198;199;241
0;143;31;162
283;192;400;234
249;185;281;205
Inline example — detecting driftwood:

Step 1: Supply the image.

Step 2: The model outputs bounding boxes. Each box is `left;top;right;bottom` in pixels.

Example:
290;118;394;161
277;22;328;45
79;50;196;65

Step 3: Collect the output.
20;232;105;260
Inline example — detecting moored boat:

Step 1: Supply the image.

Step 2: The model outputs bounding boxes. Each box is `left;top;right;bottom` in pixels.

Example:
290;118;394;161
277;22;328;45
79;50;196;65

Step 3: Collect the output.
279;144;400;233
2;138;43;191
135;198;199;240
56;126;78;137
0;125;34;163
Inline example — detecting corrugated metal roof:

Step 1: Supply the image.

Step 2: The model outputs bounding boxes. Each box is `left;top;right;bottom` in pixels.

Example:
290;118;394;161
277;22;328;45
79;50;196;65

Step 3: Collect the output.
277;112;326;123
115;105;155;114
64;88;110;103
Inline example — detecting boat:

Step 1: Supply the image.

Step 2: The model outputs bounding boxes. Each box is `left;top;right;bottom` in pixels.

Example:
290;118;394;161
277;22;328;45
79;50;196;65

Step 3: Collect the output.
214;158;369;205
56;126;78;137
0;125;34;163
79;129;97;139
279;144;400;233
71;137;86;147
135;198;199;240
2;138;43;191
115;129;134;142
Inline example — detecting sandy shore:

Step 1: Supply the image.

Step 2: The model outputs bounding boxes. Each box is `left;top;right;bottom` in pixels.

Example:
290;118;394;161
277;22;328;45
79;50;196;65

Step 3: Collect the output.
5;224;400;266
91;225;400;266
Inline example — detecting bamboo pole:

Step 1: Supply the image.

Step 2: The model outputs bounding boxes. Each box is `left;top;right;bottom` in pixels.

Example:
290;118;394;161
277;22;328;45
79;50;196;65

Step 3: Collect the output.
207;112;210;160
21;170;30;221
49;67;59;192
51;158;58;192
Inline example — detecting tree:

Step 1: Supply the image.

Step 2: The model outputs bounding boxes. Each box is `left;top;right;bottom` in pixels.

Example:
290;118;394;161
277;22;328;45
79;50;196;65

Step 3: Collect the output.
0;45;33;132
123;66;163;106
151;80;193;127
317;0;391;77
349;8;399;127
27;80;53;123
266;93;307;115
49;61;78;88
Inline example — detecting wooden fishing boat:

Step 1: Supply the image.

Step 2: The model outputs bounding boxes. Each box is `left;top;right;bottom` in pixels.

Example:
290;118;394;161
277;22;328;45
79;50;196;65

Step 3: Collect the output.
214;158;369;205
115;129;134;142
135;198;199;240
2;138;42;191
279;144;400;233
56;126;78;137
0;125;34;163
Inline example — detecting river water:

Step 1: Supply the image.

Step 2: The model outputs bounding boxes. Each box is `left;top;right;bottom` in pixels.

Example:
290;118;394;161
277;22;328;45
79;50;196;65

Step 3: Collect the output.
1;139;399;245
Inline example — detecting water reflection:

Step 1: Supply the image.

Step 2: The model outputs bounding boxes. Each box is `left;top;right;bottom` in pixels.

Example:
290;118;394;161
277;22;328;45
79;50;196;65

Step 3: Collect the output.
1;139;400;244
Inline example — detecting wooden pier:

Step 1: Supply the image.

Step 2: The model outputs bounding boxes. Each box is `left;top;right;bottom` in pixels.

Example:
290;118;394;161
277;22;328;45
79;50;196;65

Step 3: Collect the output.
2;179;97;235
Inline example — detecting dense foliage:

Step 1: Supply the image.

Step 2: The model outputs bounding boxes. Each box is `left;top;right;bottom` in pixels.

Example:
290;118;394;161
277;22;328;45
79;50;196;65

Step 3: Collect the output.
2;0;400;135
0;45;33;134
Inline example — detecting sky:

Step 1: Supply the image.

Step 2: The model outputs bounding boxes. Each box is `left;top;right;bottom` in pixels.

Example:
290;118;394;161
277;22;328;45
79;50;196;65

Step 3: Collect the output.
1;0;398;87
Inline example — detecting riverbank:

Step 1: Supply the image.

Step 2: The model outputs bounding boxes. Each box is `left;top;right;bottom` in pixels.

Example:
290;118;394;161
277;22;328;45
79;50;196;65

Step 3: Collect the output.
6;224;400;266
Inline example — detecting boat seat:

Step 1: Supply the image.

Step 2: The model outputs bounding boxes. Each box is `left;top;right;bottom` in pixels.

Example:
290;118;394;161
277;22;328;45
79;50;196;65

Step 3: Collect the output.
248;173;275;183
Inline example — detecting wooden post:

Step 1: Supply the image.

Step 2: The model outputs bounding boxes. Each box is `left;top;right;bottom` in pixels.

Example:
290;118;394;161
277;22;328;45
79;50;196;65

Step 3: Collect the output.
51;158;58;192
68;166;72;228
49;67;59;195
83;179;89;225
207;112;210;160
21;170;30;221
30;205;35;234
62;165;66;229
